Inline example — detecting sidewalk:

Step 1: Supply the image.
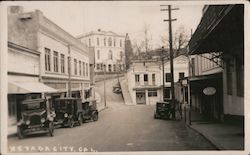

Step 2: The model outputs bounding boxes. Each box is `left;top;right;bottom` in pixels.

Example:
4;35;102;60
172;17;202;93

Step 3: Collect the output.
186;110;244;150
120;78;134;105
95;91;107;112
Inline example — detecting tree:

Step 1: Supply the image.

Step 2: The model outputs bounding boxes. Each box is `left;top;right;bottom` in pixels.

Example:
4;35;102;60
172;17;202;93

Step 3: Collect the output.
161;26;189;55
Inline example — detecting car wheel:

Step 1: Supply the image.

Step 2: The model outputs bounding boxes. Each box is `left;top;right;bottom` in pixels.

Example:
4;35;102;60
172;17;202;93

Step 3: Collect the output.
92;113;98;121
49;122;54;137
69;118;74;128
17;126;24;139
78;115;82;126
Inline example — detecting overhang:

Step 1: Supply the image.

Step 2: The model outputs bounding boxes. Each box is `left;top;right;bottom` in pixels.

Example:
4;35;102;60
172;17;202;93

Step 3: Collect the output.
188;4;244;55
8;82;58;94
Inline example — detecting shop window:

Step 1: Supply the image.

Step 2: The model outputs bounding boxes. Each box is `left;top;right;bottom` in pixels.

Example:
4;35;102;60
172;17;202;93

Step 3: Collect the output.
148;90;157;97
226;61;233;95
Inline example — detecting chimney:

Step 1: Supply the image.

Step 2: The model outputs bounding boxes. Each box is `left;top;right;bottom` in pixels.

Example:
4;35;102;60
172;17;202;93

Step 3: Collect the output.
8;6;23;15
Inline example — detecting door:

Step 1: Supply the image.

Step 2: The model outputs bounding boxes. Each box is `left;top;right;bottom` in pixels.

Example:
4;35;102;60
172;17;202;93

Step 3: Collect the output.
136;92;146;104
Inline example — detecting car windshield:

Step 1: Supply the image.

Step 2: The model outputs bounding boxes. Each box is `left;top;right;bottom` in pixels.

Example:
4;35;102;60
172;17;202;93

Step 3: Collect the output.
22;102;45;111
57;100;73;111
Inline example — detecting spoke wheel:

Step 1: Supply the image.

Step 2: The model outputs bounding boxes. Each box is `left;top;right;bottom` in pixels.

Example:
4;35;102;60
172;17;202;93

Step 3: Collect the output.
17;126;24;139
92;113;98;121
49;122;54;137
78;115;82;126
69;118;74;128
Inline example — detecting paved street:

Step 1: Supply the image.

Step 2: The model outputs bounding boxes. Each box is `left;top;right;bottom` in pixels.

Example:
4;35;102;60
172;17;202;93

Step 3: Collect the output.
8;77;216;153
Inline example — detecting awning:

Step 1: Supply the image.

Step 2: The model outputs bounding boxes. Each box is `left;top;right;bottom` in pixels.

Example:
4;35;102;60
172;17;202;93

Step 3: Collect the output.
8;82;58;94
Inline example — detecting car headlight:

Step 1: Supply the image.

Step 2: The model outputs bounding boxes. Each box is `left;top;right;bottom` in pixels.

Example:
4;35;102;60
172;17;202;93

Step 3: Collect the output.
64;113;68;118
25;120;30;125
48;117;54;122
41;118;46;123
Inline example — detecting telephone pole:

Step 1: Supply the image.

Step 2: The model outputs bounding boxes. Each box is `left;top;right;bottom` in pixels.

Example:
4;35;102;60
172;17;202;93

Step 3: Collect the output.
160;5;179;119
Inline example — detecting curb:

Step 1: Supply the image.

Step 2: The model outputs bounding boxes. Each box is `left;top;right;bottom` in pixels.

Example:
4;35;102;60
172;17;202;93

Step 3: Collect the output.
98;106;109;112
186;124;221;150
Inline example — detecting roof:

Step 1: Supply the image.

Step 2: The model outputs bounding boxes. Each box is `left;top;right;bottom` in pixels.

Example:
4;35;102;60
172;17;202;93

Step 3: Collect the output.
77;30;125;39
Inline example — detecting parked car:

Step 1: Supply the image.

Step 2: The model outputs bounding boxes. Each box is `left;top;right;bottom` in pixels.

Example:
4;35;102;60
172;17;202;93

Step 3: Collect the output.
17;98;55;139
154;101;171;119
82;100;99;122
54;98;83;128
113;83;121;94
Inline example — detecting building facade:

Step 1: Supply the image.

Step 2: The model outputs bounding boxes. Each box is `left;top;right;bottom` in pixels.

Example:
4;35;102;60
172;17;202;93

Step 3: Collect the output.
7;6;91;132
187;4;244;123
77;29;126;73
127;55;189;105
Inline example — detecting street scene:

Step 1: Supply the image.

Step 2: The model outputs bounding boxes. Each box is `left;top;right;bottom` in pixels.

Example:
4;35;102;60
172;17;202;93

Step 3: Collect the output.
3;1;245;154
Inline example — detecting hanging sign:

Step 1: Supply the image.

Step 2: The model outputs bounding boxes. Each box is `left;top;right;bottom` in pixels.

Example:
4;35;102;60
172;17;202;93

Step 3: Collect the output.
203;87;216;96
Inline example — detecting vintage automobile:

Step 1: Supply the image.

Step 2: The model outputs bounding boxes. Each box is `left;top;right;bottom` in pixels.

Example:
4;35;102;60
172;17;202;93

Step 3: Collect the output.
154;101;172;119
82;100;99;122
17;98;55;139
54;98;83;128
113;83;122;94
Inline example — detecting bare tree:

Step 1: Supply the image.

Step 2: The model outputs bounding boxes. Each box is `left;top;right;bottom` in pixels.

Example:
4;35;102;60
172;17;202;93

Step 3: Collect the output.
161;26;189;55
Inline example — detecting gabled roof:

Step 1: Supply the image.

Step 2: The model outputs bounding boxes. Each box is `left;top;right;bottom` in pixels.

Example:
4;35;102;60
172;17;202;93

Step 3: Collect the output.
77;30;125;39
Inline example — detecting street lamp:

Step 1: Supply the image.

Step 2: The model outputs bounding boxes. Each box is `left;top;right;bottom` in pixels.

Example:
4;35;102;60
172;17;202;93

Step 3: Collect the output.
102;59;110;107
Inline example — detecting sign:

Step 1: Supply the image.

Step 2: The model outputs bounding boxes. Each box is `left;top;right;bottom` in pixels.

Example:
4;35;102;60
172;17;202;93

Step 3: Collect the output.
203;87;216;96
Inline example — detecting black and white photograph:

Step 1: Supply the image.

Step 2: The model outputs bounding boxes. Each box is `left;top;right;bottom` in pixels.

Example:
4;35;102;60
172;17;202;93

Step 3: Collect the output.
0;0;248;154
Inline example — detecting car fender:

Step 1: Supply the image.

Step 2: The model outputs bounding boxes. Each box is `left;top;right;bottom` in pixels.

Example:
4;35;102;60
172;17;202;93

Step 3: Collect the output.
91;110;98;116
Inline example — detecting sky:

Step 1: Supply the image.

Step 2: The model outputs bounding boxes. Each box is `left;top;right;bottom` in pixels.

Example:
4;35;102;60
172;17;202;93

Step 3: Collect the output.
5;1;204;49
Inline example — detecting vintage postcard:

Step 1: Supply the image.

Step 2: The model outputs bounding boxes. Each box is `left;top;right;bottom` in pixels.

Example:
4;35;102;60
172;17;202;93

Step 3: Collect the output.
0;0;249;154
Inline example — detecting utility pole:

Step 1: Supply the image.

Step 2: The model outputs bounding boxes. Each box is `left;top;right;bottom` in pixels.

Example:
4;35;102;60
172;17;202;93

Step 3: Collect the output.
161;5;179;119
68;44;72;97
161;46;165;101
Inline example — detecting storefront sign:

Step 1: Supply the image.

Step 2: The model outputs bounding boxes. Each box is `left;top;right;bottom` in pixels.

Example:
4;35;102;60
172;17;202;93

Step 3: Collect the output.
203;87;216;96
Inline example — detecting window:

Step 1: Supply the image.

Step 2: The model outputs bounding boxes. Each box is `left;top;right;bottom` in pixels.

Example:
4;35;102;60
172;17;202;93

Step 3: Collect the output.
152;74;155;85
135;74;140;84
82;62;85;76
120;39;122;47
97;50;100;59
86;63;88;77
114;38;116;47
108;37;112;46
60;54;65;73
97;38;99;46
89;38;91;47
148;90;157;97
79;61;82;75
45;48;51;71
144;74;148;85
179;72;185;79
53;51;59;72
96;64;100;70
113;64;116;72
165;73;171;82
108;50;113;60
74;59;77;75
104;38;106;46
191;58;195;76
227;61;232;95
108;64;112;72
120;51;123;60
164;88;171;99
236;57;244;97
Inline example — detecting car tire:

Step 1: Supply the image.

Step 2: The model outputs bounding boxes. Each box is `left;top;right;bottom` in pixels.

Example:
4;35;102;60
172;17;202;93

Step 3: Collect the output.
92;113;98;121
17;126;24;139
69;118;74;128
49;122;54;137
78;115;82;126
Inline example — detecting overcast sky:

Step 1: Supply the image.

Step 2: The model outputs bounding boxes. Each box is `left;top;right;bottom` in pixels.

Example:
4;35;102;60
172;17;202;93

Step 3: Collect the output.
6;1;204;49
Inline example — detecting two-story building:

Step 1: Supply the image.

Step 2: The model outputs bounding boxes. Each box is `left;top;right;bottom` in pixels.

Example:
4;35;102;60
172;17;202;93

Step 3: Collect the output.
7;6;91;132
77;29;126;73
127;50;189;105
